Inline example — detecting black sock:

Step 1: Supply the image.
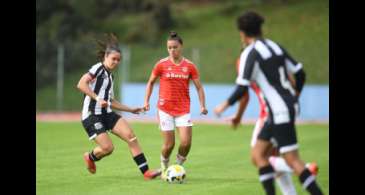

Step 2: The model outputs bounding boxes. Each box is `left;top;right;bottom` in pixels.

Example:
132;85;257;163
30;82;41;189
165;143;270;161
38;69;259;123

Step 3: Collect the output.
89;150;100;162
259;165;276;195
133;153;149;174
299;168;323;195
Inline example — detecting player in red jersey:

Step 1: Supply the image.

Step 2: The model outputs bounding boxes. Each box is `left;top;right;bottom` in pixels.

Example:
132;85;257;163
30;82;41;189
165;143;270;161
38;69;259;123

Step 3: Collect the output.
143;31;208;177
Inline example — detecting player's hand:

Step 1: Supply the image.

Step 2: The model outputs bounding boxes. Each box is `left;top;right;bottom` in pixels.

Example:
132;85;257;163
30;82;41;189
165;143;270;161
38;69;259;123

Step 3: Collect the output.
131;107;144;114
143;102;150;112
223;115;241;130
230;116;241;129
200;107;208;115
99;99;108;108
214;101;229;117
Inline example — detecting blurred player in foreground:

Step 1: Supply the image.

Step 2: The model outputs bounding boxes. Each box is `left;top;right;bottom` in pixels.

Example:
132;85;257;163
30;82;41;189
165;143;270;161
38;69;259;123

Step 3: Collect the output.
214;11;323;195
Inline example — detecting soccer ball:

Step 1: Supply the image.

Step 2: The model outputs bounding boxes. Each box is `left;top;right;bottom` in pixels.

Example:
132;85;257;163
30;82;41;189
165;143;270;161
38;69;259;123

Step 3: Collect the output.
165;164;186;184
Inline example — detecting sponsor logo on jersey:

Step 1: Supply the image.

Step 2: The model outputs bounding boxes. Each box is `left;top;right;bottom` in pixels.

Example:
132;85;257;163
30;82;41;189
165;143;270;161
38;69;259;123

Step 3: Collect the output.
165;73;189;79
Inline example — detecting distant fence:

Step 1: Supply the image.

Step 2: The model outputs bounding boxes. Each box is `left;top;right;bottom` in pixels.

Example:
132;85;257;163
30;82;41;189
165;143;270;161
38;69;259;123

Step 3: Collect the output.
120;83;329;121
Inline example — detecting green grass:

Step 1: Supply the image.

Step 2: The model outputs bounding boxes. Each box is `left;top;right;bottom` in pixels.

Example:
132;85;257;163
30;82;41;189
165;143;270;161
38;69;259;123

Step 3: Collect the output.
36;122;328;195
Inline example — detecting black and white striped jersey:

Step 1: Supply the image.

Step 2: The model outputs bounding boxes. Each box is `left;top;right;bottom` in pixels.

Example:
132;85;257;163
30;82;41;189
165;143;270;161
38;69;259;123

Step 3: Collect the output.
236;38;303;124
82;62;114;120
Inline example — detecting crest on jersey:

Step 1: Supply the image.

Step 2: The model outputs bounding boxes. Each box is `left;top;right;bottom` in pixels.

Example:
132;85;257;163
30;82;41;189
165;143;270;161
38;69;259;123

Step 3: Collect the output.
182;67;188;72
168;67;172;71
94;122;103;130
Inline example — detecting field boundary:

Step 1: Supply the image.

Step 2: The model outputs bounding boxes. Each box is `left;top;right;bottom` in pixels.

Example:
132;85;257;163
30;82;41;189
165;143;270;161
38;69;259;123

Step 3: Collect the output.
36;112;329;124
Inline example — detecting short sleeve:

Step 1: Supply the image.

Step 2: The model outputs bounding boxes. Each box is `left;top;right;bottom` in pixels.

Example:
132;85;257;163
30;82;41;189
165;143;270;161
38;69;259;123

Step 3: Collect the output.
190;64;199;80
88;63;103;78
236;48;257;86
152;62;162;76
281;46;303;74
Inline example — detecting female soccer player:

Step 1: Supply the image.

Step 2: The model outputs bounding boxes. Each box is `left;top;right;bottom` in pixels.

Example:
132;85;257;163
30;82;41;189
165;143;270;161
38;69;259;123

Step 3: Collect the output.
214;11;323;195
143;31;208;176
77;33;160;180
217;52;318;195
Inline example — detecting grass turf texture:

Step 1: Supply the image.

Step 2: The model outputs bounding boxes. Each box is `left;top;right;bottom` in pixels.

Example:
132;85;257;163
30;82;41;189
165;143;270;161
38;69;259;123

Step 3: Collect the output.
37;122;328;195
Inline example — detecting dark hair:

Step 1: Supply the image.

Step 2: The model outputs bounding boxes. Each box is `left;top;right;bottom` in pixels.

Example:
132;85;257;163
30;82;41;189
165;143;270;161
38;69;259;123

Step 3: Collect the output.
167;31;183;45
237;11;265;37
96;33;121;62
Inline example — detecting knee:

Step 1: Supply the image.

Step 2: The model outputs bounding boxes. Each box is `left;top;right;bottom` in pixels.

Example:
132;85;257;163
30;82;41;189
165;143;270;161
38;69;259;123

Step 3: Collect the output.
101;144;114;155
251;148;267;166
180;140;191;149
163;141;175;151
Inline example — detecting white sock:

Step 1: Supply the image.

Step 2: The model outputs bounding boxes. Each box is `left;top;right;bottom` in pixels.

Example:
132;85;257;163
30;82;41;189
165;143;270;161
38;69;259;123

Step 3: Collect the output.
176;154;186;165
269;156;293;173
160;155;169;170
276;172;297;195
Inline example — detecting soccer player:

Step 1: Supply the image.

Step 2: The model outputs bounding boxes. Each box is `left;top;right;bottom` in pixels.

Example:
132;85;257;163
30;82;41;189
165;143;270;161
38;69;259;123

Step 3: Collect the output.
214;11;323;195
218;51;318;195
77;33;160;180
143;31;208;177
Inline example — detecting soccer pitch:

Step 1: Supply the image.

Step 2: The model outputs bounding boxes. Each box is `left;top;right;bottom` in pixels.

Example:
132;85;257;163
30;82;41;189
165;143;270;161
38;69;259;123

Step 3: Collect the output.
36;122;329;195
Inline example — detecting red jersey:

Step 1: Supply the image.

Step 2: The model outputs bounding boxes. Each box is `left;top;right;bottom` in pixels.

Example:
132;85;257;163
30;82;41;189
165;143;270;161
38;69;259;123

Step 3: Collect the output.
152;57;199;116
235;57;268;119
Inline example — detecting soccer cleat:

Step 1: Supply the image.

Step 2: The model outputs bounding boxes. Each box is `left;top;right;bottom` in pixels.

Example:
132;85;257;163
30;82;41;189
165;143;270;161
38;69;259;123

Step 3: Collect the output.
144;169;162;180
306;162;319;176
83;152;96;174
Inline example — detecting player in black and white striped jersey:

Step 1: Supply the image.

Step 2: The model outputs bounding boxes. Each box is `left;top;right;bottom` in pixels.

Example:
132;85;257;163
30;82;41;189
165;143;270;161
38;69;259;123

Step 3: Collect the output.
77;33;160;180
214;11;323;195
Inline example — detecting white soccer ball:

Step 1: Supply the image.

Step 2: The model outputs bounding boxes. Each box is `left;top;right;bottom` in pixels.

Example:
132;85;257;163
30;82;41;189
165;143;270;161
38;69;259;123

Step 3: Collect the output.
165;164;186;184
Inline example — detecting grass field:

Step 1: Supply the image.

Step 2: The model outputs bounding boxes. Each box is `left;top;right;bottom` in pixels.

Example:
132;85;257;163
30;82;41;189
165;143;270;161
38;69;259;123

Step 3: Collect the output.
36;122;328;195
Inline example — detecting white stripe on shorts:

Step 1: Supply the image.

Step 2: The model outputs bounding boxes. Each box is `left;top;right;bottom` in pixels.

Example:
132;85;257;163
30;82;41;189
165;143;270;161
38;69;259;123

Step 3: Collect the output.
280;144;299;154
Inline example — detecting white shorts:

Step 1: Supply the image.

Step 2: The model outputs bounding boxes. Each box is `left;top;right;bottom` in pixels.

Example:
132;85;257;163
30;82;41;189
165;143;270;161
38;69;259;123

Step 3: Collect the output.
158;109;193;131
250;116;278;148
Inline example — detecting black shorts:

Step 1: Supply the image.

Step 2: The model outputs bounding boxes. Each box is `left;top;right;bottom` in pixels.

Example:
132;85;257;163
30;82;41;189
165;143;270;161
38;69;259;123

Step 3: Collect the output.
81;112;121;140
257;106;298;154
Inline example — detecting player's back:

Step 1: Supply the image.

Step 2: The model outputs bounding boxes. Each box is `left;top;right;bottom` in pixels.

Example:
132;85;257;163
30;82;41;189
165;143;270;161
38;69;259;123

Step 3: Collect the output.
251;39;297;106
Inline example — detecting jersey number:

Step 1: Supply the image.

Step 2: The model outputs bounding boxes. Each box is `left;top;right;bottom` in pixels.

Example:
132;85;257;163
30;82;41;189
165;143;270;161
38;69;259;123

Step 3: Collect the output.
279;66;296;96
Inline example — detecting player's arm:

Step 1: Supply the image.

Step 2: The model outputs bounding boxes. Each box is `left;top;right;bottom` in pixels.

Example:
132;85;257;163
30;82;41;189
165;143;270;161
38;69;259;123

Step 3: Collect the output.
282;46;306;97
231;91;249;129
292;69;306;97
143;73;159;111
110;99;144;114
77;73;107;108
214;85;249;117
192;78;208;115
214;50;256;116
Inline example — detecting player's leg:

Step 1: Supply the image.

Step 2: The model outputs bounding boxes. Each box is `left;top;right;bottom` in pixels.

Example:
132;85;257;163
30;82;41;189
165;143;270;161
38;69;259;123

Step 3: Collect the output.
274;121;323;195
83;133;114;174
265;139;297;195
109;114;159;180
82;115;113;174
175;126;192;165
269;148;318;175
158;109;176;170
160;131;175;169
250;116;266;166
175;113;193;165
252;139;276;195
